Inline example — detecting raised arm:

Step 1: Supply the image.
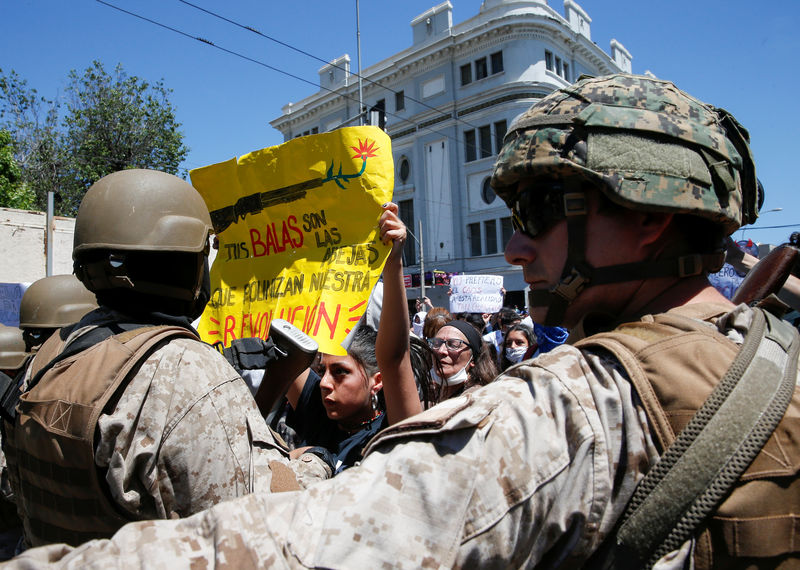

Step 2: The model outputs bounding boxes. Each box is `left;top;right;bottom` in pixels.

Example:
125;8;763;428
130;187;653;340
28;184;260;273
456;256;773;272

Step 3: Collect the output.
376;203;422;424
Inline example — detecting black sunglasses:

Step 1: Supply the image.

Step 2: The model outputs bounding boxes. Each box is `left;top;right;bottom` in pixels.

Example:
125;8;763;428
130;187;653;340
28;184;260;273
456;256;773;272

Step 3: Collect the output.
510;182;587;239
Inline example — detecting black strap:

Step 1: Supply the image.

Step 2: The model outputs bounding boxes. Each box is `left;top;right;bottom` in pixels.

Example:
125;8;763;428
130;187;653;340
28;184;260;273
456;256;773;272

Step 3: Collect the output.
592;308;798;568
221;337;283;374
0;359;31;422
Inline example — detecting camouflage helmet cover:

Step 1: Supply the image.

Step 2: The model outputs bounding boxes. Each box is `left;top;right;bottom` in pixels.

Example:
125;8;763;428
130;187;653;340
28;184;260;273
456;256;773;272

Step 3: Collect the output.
18;274;98;329
491;74;759;235
0;324;30;370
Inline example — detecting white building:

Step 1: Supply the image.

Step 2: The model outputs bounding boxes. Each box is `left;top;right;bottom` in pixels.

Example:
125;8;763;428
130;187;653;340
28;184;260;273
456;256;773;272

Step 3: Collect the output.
280;0;632;307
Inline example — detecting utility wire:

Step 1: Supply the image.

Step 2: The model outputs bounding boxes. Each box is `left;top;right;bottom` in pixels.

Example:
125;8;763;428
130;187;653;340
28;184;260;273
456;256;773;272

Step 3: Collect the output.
95;0;466;147
740;223;800;230
175;0;482;131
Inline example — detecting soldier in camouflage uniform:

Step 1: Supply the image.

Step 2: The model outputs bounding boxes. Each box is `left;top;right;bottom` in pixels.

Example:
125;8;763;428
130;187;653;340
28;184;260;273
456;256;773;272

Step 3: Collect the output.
2;170;326;551
7;75;799;568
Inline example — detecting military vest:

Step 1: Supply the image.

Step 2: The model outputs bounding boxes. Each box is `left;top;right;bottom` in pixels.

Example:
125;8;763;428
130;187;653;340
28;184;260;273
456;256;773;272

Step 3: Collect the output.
4;325;197;547
576;304;800;568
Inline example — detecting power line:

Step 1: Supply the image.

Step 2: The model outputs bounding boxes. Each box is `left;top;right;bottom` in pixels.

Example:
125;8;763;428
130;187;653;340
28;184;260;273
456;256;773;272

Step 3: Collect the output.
94;0;466;147
175;0;482;131
741;223;800;230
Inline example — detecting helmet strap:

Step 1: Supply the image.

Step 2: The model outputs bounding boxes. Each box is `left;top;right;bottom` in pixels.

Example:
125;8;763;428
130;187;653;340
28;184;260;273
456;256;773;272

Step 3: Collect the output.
529;191;592;326
527;192;726;327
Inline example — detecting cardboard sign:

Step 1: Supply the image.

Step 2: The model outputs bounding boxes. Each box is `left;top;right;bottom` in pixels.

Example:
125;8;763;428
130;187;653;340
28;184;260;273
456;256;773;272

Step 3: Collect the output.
449;274;503;313
190;126;393;355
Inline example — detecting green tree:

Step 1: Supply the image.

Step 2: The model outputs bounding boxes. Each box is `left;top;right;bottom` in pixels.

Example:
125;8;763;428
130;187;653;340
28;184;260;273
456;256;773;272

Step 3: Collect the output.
0;129;36;209
59;61;188;215
0;69;63;211
0;62;188;216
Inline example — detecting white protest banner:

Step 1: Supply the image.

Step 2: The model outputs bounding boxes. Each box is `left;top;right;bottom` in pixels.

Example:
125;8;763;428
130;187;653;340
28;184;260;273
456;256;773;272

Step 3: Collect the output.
448;274;503;313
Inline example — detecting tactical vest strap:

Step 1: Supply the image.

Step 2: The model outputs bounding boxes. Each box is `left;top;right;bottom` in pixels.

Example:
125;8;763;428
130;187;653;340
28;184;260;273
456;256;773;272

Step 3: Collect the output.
613;309;799;568
9;325;199;546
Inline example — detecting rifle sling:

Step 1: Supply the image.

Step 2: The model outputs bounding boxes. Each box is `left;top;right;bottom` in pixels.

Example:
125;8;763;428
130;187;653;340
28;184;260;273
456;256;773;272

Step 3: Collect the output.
613;308;799;568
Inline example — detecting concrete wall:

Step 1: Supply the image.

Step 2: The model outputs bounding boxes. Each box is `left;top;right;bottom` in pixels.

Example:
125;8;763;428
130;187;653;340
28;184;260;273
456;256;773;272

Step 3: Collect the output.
0;208;75;283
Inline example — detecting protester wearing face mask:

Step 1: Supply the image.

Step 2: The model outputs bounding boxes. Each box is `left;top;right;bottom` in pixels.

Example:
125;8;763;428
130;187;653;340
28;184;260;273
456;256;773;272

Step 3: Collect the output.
428;320;498;400
499;324;536;371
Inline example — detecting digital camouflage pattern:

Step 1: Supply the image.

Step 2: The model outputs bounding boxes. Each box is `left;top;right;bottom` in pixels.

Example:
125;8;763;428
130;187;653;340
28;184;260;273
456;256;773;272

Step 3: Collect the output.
3;305;784;568
8;307;321;546
94;336;286;520
4;313;669;567
491;74;759;235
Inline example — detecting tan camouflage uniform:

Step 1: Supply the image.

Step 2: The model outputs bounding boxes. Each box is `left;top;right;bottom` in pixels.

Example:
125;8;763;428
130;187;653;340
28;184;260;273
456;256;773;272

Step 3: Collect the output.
93;335;286;519
6;305;765;568
10;308;320;537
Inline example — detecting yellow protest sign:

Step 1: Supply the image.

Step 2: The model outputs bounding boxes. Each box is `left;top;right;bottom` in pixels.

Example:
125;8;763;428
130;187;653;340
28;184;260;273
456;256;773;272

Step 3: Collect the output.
190;126;393;355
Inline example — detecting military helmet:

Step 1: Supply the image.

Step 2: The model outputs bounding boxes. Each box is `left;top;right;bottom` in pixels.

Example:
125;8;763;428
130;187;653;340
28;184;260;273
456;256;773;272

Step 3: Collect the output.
18;274;98;329
0;324;30;371
491;73;759;236
73;169;212;258
73;169;212;302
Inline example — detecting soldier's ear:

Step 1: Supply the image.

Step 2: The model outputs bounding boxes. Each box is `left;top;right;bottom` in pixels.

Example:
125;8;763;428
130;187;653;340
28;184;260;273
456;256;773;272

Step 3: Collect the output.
636;212;674;248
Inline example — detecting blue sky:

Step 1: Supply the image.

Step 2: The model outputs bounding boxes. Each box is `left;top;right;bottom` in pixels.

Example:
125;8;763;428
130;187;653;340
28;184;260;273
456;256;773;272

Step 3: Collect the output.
2;0;797;245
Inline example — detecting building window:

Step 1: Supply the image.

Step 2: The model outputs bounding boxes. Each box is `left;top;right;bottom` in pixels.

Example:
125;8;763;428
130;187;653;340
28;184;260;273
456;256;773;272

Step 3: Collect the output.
494;120;507;150
311;127;319;134
563;63;569;81
479;125;492;159
490;51;504;74
468;223;482;257
475;57;488;80
464;130;477;162
555;57;562;76
545;50;553;72
398;199;416;265
501;217;514;247
484;219;498;254
398;157;411;184
395;90;405;111
460;63;472;86
481;178;496;205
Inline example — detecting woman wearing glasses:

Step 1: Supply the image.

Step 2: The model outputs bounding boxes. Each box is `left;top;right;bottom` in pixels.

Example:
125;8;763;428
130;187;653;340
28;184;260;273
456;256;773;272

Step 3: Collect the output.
428;320;499;400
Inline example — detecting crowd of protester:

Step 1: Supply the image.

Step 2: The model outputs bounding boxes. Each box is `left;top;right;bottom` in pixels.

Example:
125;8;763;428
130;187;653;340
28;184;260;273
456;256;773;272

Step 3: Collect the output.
3;73;800;568
3;170;789;562
0;170;572;559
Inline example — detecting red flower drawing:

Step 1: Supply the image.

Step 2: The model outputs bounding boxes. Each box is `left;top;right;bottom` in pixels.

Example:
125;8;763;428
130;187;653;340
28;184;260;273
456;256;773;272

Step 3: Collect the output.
351;139;379;161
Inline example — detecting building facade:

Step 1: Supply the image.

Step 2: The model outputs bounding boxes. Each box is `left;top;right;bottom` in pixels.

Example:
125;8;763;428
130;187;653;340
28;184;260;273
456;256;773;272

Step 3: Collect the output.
270;0;632;308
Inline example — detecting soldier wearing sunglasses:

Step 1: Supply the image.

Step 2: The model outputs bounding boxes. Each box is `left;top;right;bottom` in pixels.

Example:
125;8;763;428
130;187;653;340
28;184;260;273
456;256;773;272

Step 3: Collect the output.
11;75;798;570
